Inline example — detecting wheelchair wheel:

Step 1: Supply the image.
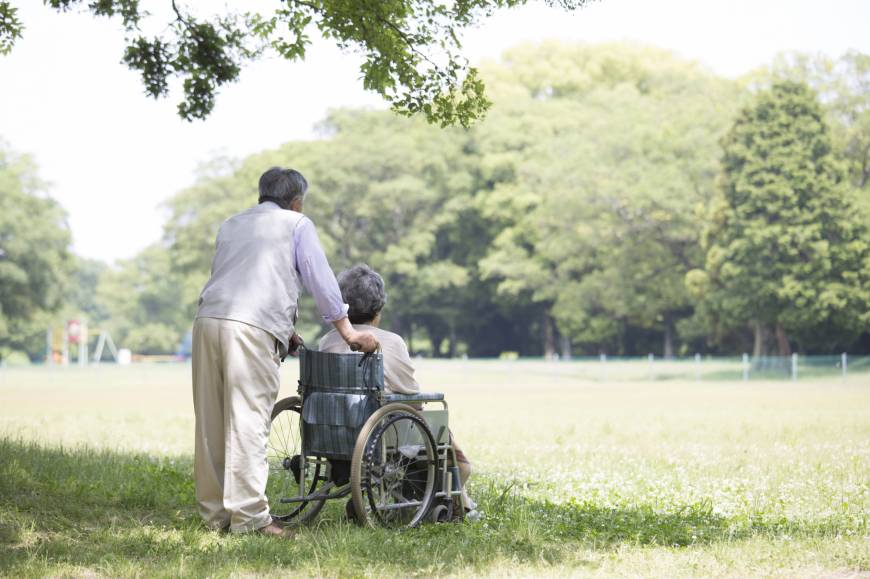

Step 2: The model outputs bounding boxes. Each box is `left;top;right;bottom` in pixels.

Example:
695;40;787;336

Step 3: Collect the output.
266;396;326;525
430;503;451;523
350;404;437;528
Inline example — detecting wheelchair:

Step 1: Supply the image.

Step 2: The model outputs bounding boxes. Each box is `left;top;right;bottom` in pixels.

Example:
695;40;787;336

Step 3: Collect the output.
265;347;466;528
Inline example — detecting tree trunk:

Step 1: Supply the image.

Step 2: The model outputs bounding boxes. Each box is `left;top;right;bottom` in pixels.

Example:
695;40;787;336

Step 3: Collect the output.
559;334;572;360
425;323;445;358
389;312;403;336
618;320;629;356
432;335;445;357
543;314;556;359
775;322;791;357
447;324;457;358
407;322;414;356
663;317;675;359
752;320;764;359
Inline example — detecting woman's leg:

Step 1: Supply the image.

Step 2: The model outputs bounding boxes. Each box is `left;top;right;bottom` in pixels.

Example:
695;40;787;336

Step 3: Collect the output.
449;432;475;511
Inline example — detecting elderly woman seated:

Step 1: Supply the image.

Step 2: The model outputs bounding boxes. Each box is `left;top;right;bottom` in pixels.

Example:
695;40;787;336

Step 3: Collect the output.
319;263;476;516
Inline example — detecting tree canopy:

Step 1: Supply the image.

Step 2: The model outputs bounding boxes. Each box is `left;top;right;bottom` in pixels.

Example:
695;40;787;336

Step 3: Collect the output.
5;43;869;360
476;42;742;355
0;143;72;361
764;51;870;193
689;81;870;356
0;0;590;127
88;45;870;358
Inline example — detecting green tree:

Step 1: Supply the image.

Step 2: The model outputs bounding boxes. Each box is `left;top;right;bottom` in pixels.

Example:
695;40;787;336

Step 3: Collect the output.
294;110;476;354
68;257;109;325
96;244;190;354
2;0;590;127
0;143;72;361
477;42;741;356
688;81;870;356
113;45;870;357
163;109;480;353
163;42;749;358
765;51;870;193
0;1;23;54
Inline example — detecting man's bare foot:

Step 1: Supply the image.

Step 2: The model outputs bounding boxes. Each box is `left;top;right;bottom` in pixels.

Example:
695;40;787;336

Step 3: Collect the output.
256;522;294;538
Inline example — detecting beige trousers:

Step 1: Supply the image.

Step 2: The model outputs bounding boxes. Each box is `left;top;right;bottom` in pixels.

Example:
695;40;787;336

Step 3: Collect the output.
192;317;282;533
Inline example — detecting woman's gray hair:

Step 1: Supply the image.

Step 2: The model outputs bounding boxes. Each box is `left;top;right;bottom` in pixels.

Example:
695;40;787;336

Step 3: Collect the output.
337;264;387;324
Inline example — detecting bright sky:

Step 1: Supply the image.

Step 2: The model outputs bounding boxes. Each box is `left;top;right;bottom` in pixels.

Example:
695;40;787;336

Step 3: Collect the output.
2;0;869;263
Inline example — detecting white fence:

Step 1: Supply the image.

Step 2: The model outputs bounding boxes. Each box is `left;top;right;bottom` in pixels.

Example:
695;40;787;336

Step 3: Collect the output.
545;353;870;382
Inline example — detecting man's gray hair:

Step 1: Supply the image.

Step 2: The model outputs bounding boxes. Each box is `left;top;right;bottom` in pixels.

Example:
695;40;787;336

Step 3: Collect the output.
337;264;387;324
258;167;308;209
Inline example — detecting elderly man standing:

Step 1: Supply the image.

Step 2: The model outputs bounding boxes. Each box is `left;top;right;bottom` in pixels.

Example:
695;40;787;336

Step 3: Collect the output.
192;167;378;537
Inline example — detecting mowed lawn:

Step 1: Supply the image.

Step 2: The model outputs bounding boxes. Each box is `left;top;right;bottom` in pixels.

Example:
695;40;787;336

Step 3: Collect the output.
1;360;868;577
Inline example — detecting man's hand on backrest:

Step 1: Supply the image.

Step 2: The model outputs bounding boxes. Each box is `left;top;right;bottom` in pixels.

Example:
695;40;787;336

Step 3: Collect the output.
288;333;304;357
348;330;379;353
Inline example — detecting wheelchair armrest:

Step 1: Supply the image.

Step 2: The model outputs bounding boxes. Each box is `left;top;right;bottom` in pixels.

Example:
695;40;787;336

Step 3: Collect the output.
383;392;445;403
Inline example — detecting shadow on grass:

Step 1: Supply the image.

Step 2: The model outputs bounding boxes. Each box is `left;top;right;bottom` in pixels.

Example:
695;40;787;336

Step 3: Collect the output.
0;437;845;577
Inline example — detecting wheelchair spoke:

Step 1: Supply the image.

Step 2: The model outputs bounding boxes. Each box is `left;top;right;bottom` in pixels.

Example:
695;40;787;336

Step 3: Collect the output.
274;413;289;452
275;407;296;453
267;397;326;525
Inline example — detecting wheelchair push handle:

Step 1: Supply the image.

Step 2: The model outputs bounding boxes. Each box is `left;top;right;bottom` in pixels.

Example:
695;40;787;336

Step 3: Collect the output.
349;341;379;352
349;338;381;354
355;343;382;367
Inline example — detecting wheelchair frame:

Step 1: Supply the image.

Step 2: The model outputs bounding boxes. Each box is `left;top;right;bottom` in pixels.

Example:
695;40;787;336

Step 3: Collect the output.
266;349;467;528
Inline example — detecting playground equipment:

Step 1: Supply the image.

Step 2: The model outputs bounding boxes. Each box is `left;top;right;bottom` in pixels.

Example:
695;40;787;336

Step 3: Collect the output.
45;320;120;365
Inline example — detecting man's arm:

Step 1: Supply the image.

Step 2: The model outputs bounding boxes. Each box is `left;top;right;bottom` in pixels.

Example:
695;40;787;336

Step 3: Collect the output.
294;218;378;352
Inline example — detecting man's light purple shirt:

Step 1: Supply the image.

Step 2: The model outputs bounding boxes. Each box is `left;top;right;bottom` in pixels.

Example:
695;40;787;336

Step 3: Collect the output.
293;214;349;324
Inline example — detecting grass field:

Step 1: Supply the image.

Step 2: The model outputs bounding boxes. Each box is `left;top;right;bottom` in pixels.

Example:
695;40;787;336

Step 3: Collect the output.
1;360;869;577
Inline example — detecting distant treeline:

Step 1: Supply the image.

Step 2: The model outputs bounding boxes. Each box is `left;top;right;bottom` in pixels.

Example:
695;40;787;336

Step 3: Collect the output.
2;43;869;360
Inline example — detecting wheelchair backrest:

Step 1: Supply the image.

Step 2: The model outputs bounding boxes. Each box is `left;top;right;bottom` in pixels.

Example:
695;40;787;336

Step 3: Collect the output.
298;348;384;460
298;348;385;393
